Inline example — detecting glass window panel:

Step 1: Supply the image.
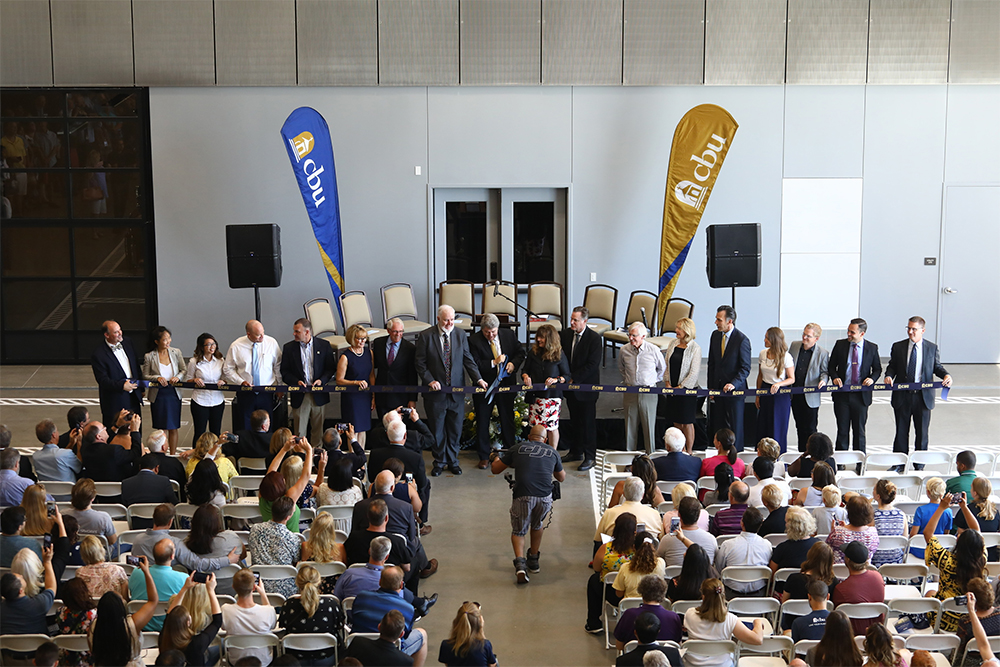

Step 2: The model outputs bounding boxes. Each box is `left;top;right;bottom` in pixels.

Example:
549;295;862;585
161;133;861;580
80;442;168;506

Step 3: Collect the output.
0;91;64;118
67;91;138;118
76;279;146;331
4;171;69;219
70;172;110;218
105;120;141;168
74;226;145;277
513;202;554;283
445;201;487;283
28;119;68;168
2;227;71;277
2;280;73;330
3;332;76;362
104;171;142;218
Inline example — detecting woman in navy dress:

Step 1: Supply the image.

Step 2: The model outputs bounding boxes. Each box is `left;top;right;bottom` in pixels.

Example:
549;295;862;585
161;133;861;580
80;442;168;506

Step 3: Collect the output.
141;325;187;454
336;324;375;447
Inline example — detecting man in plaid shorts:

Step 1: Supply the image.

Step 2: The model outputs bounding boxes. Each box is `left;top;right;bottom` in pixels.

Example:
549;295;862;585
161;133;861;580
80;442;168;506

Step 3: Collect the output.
490;424;566;584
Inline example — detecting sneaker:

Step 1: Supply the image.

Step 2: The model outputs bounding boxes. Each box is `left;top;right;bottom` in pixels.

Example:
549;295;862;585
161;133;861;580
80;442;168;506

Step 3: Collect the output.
513;557;529;584
585;620;603;634
526;551;540;573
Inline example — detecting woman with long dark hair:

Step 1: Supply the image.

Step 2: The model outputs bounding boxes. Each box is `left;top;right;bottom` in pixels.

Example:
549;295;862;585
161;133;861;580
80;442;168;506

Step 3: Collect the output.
585;512;636;634
755;326;795;451
55;578;96;666
87;557;158;667
184;504;242;561
924;491;987;633
863;622;907;667
787;431;837;479
666;543;716;602
607;455;665;508
804;609;863;667
184;332;226;447
793;461;836;507
779;541;839;631
699;428;744;480
703;462;735;506
614;531;665;599
187;457;229;508
141;325;187;454
316;456;363;507
521;323;571;451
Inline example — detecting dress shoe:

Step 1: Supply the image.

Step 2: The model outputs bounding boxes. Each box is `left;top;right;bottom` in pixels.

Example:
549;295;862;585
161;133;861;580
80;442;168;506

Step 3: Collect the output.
578;459;596;471
431;466;444;477
419;524;433;536
416;592;438;616
478;460;489;469
561;453;583;463
420;558;438;578
450;464;463;475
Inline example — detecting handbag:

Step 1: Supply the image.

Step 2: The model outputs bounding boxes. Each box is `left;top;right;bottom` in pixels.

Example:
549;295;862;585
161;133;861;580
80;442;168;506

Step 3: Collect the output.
82;186;103;201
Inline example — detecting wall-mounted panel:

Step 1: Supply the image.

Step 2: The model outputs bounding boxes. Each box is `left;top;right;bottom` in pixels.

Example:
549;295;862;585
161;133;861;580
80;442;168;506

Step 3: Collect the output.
460;0;540;85
783;86;866;177
868;0;950;84
298;0;378;85
623;0;703;85
949;0;1000;83
51;0;133;85
786;0;868;85
215;0;296;86
379;0;459;85
542;0;622;85
1;0;53;85
705;0;786;85
133;0;215;86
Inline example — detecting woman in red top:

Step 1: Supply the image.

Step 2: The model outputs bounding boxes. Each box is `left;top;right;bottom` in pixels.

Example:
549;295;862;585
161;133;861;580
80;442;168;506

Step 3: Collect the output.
699;428;745;481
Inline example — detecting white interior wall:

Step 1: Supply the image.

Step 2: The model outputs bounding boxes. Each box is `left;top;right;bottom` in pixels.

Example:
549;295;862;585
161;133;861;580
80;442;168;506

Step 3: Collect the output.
151;84;1000;361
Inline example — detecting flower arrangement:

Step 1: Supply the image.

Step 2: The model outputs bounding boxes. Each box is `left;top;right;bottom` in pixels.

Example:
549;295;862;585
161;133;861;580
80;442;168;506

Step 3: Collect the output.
461;392;531;449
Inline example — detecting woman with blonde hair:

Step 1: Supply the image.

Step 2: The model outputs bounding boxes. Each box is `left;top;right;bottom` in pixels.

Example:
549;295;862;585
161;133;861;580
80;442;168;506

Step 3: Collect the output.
336;323;375;447
301;512;346;594
873;479;907;566
439;601;498;667
159;572;223;666
758;484;791;536
661;482;710;533
910;476;953;558
282;451;325;509
683;578;764;667
184;431;238;485
268;427;294;460
769;507;819;573
755;327;795;452
956;476;1000;560
277;565;341;664
20;483;55;536
176;579;212;633
521;323;571;450
757;437;786;478
11;547;44;596
663;316;702;452
76;534;129;599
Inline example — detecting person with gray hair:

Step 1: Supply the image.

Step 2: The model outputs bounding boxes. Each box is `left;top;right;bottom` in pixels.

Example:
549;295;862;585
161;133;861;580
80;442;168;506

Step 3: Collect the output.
32;418;82;482
595;476;665;544
141;428;189;502
372;317;418;417
652;427;703;483
334;534;438;616
468;312;525;469
618;322;666;453
320;423;367;479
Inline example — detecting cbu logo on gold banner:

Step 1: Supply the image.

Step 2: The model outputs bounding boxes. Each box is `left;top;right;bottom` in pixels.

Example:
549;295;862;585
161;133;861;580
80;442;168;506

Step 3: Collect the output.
290;131;315;163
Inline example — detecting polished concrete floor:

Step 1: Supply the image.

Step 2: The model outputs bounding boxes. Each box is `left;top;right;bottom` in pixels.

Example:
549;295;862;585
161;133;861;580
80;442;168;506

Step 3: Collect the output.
1;362;998;666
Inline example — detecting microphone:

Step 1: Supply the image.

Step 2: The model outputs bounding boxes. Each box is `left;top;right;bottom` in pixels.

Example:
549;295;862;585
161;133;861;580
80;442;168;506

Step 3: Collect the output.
640;307;648;328
493;282;499;297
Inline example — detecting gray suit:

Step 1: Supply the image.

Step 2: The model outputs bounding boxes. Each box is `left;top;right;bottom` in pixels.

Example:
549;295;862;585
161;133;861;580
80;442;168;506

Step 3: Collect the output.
789;341;829;452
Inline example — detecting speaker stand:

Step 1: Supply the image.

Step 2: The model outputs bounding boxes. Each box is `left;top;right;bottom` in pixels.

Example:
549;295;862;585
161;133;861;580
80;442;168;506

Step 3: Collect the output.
731;286;736;312
253;284;262;322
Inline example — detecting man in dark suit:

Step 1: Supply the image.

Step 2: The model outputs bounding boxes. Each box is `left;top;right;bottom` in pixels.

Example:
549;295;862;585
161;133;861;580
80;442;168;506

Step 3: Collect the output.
122;454;178;527
560;306;603;471
468;313;525;469
655;427;703;483
225;409;273;463
144;429;187;502
280;317;336;441
829;317;882;453
80;414;142;482
789;323;831;452
91;320;143;431
707;306;752;451
884;316;952;460
373;318;418;418
414;305;487;476
368;414;431;525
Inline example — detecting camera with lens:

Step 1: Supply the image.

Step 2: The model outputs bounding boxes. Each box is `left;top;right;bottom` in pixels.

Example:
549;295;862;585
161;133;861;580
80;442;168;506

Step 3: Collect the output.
222;432;239;444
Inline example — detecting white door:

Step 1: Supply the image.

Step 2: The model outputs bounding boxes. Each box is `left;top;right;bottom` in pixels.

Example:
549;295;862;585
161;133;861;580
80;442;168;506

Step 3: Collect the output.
938;185;1000;363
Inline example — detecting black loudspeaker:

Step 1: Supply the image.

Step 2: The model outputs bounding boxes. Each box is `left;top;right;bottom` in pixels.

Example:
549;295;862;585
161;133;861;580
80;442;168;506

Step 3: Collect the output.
226;224;282;289
706;223;760;288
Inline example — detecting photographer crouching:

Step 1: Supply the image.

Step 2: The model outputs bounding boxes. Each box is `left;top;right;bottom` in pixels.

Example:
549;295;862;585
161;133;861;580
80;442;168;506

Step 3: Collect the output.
490;424;566;585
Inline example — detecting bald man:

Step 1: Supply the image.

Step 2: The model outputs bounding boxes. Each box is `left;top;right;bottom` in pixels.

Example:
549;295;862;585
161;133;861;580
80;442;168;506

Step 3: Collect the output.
91;319;143;429
224;319;282;431
127;538;186;631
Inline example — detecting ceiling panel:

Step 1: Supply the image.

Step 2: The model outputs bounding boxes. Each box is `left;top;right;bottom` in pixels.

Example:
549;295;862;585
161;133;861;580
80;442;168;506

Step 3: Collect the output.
460;0;540;85
949;0;1000;83
51;0;133;85
379;0;459;85
705;0;787;85
298;0;378;85
868;0;950;84
215;0;297;86
133;0;215;86
623;0;704;85
786;0;868;85
542;0;623;85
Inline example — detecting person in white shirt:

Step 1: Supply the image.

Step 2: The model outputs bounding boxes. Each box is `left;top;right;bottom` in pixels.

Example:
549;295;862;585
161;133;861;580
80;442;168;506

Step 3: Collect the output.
224;320;282;431
747;457;791;508
32;419;81;482
185;333;227;447
714;507;773;597
812;485;847;536
755;327;795;453
618;323;667;454
221;568;277;665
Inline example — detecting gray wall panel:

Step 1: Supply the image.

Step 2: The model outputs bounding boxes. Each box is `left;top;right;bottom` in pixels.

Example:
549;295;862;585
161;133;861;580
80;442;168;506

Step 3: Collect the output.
542;0;622;85
783;86;866;177
786;0;868;85
623;0;703;85
298;0;378;86
133;0;215;86
215;0;296;86
705;0;787;85
460;0;540;85
868;0;950;84
1;0;53;86
944;85;1000;182
51;0;133;85
949;0;1000;83
379;0;459;85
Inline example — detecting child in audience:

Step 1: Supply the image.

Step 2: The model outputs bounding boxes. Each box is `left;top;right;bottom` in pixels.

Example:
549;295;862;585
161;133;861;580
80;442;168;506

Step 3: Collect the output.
812;485;847;535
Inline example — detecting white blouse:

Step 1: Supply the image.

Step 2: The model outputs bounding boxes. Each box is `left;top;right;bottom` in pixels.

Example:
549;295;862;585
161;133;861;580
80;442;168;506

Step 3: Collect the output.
758;350;793;386
185;356;226;407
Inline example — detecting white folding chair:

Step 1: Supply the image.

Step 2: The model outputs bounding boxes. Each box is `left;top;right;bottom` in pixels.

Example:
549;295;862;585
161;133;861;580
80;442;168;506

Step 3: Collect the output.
669;599;701;615
127;599;170;617
738;635;794;665
727;596;780;626
664;565;682;579
895;501;924;521
904;633;961;665
837;602;889;630
229;475;265;499
772;567;799;595
908;451;955;476
52;634;90;653
603;451;638;471
298;560;346;578
223;503;263;528
793;639;819;657
721;566;772;597
779;452;802;466
252;591;287;606
222;633;281;666
601;572;618;650
1;634;54;654
317;504;354;534
281;633;339;662
237;457;267;474
865;453;908;472
683;639;739;663
696;476;716;492
253;564;298;584
764;533;788;548
894;475;925;499
738;451;759;467
705;504;729;516
125;503;161;529
619;597;643;612
838;475;880;494
887;597;942;634
832;450;866;476
42;481;74;497
879;562;928;582
962;635;1000;665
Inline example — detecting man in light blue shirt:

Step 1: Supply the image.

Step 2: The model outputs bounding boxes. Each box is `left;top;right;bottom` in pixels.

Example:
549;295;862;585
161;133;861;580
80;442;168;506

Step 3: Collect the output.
0;448;34;506
128;538;186;631
32;419;82;482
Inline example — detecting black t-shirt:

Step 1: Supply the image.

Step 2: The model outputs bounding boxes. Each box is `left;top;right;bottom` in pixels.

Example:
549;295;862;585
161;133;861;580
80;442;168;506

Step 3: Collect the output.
771;537;819;570
343;529;413;569
757;507;789;536
784;572;840;600
794;456;837;479
183;612;222;666
500;440;563;498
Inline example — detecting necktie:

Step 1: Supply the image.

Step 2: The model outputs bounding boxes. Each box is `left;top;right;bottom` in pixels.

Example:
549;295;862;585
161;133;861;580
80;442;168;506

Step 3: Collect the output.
387;342;397;366
907;342;917;383
252;342;261;386
490;338;500;362
572;333;580;359
850;344;859;385
721;334;726;357
443;333;452;383
302;342;312;384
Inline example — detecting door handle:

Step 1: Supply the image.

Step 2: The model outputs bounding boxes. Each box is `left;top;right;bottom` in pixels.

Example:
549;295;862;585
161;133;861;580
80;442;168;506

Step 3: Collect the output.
943;287;958;294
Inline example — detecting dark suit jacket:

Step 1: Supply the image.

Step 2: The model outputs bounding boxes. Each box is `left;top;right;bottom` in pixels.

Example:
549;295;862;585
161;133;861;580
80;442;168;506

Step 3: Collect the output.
224;430;272;462
885;338;948;410
82;437;141;482
617;644;681;667
707;327;752;390
91;337;143;418
468;328;525;387
149;451;188;503
352;492;418;547
829;338;882;406
280;337;336;408
654;452;702;483
372;337;418;403
561;326;603;403
367;444;429;492
121;470;178;522
414;326;482;395
367;420;432;455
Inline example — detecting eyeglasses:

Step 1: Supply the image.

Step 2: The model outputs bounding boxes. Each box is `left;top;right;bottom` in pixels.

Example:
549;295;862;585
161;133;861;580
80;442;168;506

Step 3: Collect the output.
905;327;922;332
463;601;481;608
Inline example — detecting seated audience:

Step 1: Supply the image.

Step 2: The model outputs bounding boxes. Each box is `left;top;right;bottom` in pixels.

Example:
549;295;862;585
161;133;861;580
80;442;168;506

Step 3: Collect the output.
956;578;1000;663
343;499;414;574
831;541;885;635
613;575;682;650
184;504;244;566
88;567;160;667
682;578;763;667
122;454;178;519
300;512;346;594
159;572;223;666
827;494;880;563
947;450;978;496
786;431;837;479
614;531;666;600
315;456;363;507
76;534;128;599
966;590;1000;667
282;451;323;509
756;484;789;537
63;478;118;547
321;423;367;478
924;491;986;634
747;456;790;507
608;455;665;509
55;578;97;666
350;566;428;666
438;601;498;667
127;538;186;631
1;506;42;566
277;564;342;665
862;622;907;667
699;429;745;480
812;484;847;535
653;427;702;483
32;418;81;482
715;506;772;597
872;479;907;566
224;409;273;461
187;458;228;509
701;462;734;507
594;477;664;546
791;609;863;667
956;477;1000;561
616;612;681;667
0;446;35;508
0;543;56;635
260;438;314;533
769;507;820;574
345;609;413;667
145;429;188;503
793;461;835;507
249;496;301;597
660;482;709;534
222;569;278;666
790;579;830;643
657;496;718;566
755;437;785;479
132;504;239;572
910;476;952;558
184;432;238;484
19;484;55;536
709;480;750;536
79;413;143;482
379;457;423;522
666;544;716;603
586;512;636;634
